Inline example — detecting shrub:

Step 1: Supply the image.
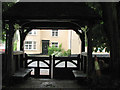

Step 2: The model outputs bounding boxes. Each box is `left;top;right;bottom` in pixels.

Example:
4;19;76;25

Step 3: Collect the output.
48;43;71;56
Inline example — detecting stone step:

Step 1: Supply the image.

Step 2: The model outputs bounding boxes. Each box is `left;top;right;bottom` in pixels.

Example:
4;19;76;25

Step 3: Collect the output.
72;70;87;79
12;68;32;78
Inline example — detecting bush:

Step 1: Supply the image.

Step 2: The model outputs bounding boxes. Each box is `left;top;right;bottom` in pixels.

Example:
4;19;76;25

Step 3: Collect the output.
48;44;71;56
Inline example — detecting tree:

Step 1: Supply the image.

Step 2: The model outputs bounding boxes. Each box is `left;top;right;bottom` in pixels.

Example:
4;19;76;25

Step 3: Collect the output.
87;2;120;80
101;2;120;80
85;2;110;52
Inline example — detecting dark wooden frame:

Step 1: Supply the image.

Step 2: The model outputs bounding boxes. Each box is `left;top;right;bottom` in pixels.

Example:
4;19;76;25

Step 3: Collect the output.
25;55;52;78
53;54;81;77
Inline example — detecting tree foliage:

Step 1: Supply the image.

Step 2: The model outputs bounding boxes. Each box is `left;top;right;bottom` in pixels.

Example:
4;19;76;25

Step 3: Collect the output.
92;23;110;52
2;2;15;12
2;2;19;41
86;2;102;17
85;2;110;52
2;1;18;12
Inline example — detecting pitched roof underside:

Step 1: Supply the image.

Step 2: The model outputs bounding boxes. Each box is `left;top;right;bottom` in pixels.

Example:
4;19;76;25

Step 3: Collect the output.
3;2;101;29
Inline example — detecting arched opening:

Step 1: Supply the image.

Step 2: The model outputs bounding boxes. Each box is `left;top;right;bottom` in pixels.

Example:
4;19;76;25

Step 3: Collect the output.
23;29;82;76
23;29;82;56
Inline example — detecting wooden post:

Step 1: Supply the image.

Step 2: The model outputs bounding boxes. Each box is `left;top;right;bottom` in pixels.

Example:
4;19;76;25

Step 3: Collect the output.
81;55;83;71
77;54;80;70
53;55;55;78
81;32;85;52
24;53;28;68
35;59;40;77
5;29;8;54
7;21;14;76
86;25;93;76
117;2;120;36
84;56;87;73
19;29;23;51
49;55;51;78
19;28;26;51
5;29;8;73
65;59;67;68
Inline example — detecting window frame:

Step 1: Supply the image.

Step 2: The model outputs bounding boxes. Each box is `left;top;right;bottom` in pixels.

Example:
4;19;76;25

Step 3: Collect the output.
51;42;59;48
24;41;37;50
51;30;58;37
28;30;37;35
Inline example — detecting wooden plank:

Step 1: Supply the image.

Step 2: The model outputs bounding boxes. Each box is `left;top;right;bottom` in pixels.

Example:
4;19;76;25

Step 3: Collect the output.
12;68;32;78
13;51;23;55
54;57;78;60
27;56;50;60
72;70;87;78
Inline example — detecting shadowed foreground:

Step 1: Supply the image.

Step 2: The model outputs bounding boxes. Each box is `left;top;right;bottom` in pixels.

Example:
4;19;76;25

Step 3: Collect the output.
3;77;89;89
3;74;120;90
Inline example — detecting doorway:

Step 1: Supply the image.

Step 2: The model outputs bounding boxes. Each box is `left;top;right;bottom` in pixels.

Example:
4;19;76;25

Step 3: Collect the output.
42;40;49;55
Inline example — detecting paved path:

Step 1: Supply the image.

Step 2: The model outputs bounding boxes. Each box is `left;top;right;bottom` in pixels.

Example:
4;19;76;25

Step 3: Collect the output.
7;77;89;89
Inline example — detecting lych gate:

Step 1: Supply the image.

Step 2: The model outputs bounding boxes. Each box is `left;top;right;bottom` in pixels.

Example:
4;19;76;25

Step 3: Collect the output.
2;2;109;86
25;54;83;78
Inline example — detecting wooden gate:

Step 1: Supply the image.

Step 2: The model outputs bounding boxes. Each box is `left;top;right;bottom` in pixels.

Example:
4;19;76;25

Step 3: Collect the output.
53;54;81;79
25;55;51;78
24;54;85;79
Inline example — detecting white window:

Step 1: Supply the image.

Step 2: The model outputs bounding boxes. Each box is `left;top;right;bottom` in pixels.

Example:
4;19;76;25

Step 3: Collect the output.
28;30;37;35
52;30;58;36
51;42;58;47
24;41;36;50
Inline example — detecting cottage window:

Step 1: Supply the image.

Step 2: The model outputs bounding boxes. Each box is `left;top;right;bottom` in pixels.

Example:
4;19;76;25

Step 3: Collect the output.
52;30;58;36
28;30;37;35
51;42;58;47
24;41;36;50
